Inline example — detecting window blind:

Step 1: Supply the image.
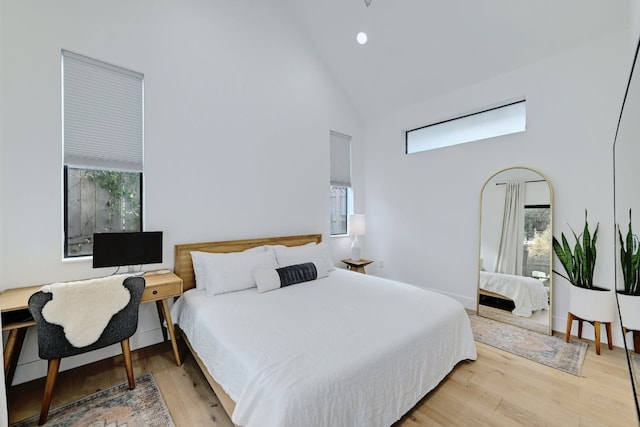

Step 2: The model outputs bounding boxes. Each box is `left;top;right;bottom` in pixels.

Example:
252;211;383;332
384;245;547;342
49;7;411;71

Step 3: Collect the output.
330;131;352;187
63;50;144;172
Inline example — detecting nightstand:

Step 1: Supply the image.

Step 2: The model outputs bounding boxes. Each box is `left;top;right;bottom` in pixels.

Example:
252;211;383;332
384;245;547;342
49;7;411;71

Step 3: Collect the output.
341;258;373;274
141;271;183;365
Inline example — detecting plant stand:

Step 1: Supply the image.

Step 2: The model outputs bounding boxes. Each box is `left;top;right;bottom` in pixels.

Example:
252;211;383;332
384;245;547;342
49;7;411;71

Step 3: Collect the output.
617;293;640;352
566;312;613;355
566;286;616;355
622;328;640;353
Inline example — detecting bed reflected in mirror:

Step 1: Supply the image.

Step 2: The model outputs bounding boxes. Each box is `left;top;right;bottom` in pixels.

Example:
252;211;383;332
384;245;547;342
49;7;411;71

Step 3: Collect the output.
613;34;640;420
478;167;553;335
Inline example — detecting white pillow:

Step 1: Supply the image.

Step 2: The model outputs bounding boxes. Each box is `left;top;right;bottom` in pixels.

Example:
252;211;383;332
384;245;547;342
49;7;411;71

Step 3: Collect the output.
190;251;210;290
191;246;275;290
268;241;335;271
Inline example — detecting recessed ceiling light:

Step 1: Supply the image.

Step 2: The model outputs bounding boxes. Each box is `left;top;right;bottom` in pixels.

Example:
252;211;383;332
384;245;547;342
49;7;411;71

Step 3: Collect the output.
356;32;368;45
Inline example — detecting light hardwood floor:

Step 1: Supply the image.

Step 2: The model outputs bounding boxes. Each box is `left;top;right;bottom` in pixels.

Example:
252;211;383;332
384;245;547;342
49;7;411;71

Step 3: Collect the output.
7;336;640;426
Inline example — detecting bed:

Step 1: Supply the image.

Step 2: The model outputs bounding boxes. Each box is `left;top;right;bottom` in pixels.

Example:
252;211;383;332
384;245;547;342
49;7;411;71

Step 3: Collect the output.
478;271;549;317
172;234;477;427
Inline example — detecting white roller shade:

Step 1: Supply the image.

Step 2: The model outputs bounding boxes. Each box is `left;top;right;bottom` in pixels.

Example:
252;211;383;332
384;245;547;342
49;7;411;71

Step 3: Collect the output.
63;50;143;172
330;131;352;187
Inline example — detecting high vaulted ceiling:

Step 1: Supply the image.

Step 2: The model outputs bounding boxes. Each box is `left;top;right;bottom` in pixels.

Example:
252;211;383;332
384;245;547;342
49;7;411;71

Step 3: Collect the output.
283;0;630;120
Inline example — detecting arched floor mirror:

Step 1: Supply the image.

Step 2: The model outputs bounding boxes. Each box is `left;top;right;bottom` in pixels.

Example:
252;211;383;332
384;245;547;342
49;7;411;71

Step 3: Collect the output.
478;166;553;335
613;33;640;422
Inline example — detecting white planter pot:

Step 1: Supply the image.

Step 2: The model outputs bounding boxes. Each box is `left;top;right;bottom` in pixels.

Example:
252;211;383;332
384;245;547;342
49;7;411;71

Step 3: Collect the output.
618;293;640;331
569;285;616;323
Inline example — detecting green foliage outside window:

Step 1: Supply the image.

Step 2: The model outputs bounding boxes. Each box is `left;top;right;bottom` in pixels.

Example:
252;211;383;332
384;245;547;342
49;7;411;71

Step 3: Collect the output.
65;167;142;257
86;170;141;230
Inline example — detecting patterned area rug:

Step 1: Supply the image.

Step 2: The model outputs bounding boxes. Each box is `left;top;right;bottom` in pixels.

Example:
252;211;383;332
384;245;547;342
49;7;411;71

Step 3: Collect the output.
470;313;588;376
11;373;175;427
478;304;549;335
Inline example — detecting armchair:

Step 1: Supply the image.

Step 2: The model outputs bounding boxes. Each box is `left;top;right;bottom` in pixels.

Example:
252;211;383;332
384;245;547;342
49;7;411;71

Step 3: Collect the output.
28;275;145;425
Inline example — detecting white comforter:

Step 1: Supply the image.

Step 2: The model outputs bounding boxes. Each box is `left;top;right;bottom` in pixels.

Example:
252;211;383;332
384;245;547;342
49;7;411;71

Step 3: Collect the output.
171;269;477;427
479;271;549;317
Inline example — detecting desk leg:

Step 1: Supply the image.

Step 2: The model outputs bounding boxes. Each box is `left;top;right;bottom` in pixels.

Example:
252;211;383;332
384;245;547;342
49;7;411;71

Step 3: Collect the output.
154;301;168;342
4;328;27;387
160;299;181;366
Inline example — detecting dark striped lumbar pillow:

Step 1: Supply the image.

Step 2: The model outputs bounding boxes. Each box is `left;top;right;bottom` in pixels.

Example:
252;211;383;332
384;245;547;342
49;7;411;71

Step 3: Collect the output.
254;260;328;293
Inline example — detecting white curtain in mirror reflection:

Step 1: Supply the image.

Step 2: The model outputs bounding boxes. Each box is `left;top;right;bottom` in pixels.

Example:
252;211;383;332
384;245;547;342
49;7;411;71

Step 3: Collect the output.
494;181;525;275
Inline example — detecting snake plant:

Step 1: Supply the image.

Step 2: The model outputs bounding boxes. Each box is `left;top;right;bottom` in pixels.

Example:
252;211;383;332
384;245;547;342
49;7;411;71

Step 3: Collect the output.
552;210;599;289
618;209;640;295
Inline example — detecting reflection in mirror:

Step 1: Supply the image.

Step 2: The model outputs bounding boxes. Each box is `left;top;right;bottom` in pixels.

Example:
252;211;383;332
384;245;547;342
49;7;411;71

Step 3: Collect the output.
478;167;553;335
613;36;640;421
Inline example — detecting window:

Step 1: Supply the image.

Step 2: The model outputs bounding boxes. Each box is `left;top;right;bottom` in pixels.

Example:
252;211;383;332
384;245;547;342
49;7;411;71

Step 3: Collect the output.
62;50;144;258
330;131;352;235
406;100;526;154
330;186;349;235
522;205;551;279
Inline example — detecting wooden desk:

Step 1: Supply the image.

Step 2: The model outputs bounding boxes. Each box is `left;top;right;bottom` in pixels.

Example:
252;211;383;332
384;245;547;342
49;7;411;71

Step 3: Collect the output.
0;272;183;387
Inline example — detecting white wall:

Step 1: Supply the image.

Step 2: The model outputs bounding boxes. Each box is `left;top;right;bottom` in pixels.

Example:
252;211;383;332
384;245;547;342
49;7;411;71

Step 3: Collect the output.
0;0;362;384
632;0;640;56
363;30;632;346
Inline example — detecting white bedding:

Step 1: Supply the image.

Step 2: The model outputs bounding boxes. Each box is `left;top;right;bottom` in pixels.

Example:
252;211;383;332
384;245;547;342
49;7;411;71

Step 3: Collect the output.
479;271;549;317
171;269;477;427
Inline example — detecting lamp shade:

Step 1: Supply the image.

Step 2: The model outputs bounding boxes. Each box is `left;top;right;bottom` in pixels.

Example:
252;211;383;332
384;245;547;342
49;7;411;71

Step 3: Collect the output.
348;214;366;236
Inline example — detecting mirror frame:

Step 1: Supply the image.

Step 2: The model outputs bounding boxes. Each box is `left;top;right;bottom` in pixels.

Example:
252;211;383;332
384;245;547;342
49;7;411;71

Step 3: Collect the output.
613;33;640;422
477;166;554;335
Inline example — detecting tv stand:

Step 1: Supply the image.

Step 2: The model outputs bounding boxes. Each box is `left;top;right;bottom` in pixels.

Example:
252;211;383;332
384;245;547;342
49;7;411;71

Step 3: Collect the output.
126;270;145;277
127;265;143;274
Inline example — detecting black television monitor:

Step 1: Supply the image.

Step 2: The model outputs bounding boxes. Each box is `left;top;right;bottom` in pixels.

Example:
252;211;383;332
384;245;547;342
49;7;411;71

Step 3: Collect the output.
93;231;163;269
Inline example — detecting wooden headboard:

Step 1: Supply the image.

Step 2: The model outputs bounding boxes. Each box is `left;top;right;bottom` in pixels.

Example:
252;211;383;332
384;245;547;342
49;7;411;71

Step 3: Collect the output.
174;234;323;291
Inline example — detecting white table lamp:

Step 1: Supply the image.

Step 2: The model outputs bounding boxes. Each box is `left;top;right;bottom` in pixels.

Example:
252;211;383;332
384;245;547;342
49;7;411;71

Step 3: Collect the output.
348;214;366;261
